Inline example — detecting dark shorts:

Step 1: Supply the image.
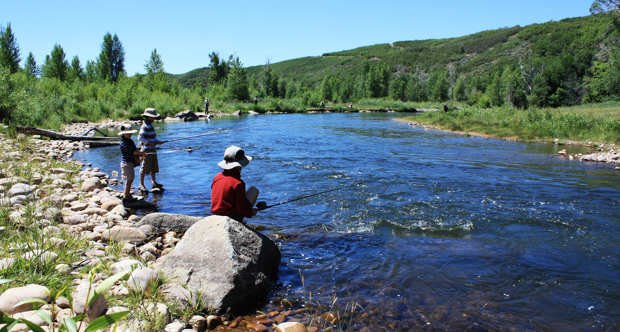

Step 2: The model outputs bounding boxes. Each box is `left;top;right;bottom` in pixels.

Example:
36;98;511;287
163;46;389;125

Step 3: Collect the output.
140;153;159;175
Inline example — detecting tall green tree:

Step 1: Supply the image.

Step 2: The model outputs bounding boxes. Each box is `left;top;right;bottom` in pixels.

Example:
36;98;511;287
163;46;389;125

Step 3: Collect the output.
98;33;125;82
0;23;20;73
42;44;69;81
226;57;249;100
262;64;279;97
85;60;97;82
208;52;230;84
454;76;467;101
388;74;407;101
145;48;164;74
23;52;38;77
69;56;84;81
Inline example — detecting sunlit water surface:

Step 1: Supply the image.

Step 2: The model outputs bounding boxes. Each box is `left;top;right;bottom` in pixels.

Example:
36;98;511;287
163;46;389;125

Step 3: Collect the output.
74;113;620;331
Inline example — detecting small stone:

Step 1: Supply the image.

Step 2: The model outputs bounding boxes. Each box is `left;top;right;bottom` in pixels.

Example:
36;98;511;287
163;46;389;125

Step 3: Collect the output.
121;242;136;254
206;315;222;329
246;321;268;332
140;251;156;262
55;296;71;308
70;202;88;211
164;321;185;332
63;213;87;225
8;183;34;197
72;280;107;320
101;226;146;243
62;193;78;202
189;315;206;331
101;199;122;211
81;178;102;192
55;264;71;274
110;259;144;275
127;267;158;292
0;284;51;314
275;322;308;332
0;258;15;270
12;309;51;327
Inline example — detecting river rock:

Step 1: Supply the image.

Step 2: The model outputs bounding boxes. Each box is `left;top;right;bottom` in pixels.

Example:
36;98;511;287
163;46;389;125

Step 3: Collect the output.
156;215;281;315
164;321;185;332
189;315;206;331
161;283;195;308
276;322;307;332
63;213;87;225
127;267;158;292
101;198;122;211
0;284;51;314
138;213;201;233
101;226;146;243
7;183;34;197
12;309;51;329
72;279;107;320
81;177;102;191
0;258;15;270
110;259;144;274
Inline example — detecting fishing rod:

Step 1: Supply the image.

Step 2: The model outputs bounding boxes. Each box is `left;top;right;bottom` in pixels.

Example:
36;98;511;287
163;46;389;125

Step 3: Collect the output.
256;182;363;211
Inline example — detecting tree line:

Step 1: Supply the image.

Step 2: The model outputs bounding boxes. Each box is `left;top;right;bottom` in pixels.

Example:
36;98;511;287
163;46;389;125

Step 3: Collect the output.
0;1;619;128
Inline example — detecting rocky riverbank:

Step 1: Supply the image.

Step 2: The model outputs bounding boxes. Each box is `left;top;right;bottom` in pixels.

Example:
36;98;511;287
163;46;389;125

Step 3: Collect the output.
402;119;620;168
0;127;337;331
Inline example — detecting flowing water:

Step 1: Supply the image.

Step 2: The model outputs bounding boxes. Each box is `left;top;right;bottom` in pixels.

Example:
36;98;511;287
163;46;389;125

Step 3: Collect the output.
74;113;620;331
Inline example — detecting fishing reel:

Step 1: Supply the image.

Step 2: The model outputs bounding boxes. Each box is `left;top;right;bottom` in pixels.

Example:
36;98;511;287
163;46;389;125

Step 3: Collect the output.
255;201;268;211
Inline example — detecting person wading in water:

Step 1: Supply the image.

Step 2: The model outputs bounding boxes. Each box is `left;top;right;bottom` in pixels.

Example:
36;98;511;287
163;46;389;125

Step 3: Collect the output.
211;145;259;223
138;108;165;193
118;128;143;204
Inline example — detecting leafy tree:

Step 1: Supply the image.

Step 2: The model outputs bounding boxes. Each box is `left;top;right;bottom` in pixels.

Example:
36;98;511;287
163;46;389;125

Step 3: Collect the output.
262;64;279;97
42;44;69;81
428;71;450;101
365;62;391;98
145;48;164;75
69;56;84;81
487;71;503;106
226;56;249;100
590;0;620;14
0;23;20;73
454;76;467;101
85;60;97;82
23;52;38;77
208;52;230;84
98;33;125;82
320;75;334;101
388;74;407;101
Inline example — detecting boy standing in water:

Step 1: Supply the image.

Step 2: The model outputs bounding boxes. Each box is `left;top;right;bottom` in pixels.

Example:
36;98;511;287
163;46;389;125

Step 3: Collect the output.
138;108;165;193
119;128;142;204
211;145;259;223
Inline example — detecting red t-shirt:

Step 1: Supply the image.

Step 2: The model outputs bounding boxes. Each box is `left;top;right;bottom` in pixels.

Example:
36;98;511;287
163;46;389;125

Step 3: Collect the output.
211;170;253;221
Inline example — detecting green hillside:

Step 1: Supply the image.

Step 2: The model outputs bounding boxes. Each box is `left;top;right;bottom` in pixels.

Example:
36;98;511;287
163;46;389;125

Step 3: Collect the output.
174;14;615;90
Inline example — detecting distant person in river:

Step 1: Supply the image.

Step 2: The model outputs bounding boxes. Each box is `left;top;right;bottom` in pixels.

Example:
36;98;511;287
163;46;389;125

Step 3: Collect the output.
211;145;259;223
138;108;165;193
119;128;143;203
204;98;209;114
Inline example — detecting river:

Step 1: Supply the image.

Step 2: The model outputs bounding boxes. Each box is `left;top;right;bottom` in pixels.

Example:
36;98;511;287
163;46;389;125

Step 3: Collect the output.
74;113;620;331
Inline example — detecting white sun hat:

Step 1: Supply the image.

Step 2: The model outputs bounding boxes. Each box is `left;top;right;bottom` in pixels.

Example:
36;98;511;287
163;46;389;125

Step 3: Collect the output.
217;145;252;170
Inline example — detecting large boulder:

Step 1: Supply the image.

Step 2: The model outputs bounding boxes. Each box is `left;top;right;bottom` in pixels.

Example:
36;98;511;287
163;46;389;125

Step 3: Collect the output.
156;215;280;315
139;213;201;233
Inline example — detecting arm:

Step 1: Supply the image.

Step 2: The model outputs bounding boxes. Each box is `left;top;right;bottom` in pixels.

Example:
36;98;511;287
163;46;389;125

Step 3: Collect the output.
235;182;256;218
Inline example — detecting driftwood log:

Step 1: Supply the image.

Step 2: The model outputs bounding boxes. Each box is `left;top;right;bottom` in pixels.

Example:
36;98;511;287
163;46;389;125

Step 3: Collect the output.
17;126;120;147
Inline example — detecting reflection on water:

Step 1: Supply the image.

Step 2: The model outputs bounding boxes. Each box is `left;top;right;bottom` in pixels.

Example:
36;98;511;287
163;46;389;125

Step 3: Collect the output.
74;113;620;331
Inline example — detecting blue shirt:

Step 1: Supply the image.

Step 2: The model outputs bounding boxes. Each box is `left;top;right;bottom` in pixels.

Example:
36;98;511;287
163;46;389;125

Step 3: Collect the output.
120;136;137;163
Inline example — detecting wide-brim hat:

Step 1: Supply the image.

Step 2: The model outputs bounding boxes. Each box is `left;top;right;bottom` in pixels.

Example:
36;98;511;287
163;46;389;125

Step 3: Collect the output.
217;145;252;170
142;108;160;118
118;129;137;136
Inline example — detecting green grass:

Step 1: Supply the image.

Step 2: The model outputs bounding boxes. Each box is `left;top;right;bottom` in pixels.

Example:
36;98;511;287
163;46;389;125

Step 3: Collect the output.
402;102;620;144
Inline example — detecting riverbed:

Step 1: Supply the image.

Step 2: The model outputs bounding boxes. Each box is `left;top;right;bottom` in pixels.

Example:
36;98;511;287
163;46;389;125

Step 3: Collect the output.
74;113;620;331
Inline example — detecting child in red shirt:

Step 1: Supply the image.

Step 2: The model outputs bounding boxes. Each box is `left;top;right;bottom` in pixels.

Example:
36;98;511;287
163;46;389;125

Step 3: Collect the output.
211;146;259;222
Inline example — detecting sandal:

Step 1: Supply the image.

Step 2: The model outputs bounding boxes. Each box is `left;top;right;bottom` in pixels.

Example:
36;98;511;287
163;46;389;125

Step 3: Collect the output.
138;185;148;192
153;183;164;189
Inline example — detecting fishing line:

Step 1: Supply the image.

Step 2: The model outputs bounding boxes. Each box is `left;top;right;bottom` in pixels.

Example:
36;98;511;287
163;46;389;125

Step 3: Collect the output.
256;182;365;211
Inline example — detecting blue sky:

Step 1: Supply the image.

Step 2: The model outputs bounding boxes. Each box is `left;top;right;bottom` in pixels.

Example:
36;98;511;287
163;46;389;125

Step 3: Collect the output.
2;0;594;75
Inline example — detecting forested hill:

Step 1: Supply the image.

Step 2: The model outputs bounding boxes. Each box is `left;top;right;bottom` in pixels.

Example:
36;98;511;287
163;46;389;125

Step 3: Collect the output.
174;13;618;107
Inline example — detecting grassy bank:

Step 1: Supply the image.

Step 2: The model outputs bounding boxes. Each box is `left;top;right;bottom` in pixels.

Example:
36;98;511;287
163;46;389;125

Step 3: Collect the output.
402;102;620;144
